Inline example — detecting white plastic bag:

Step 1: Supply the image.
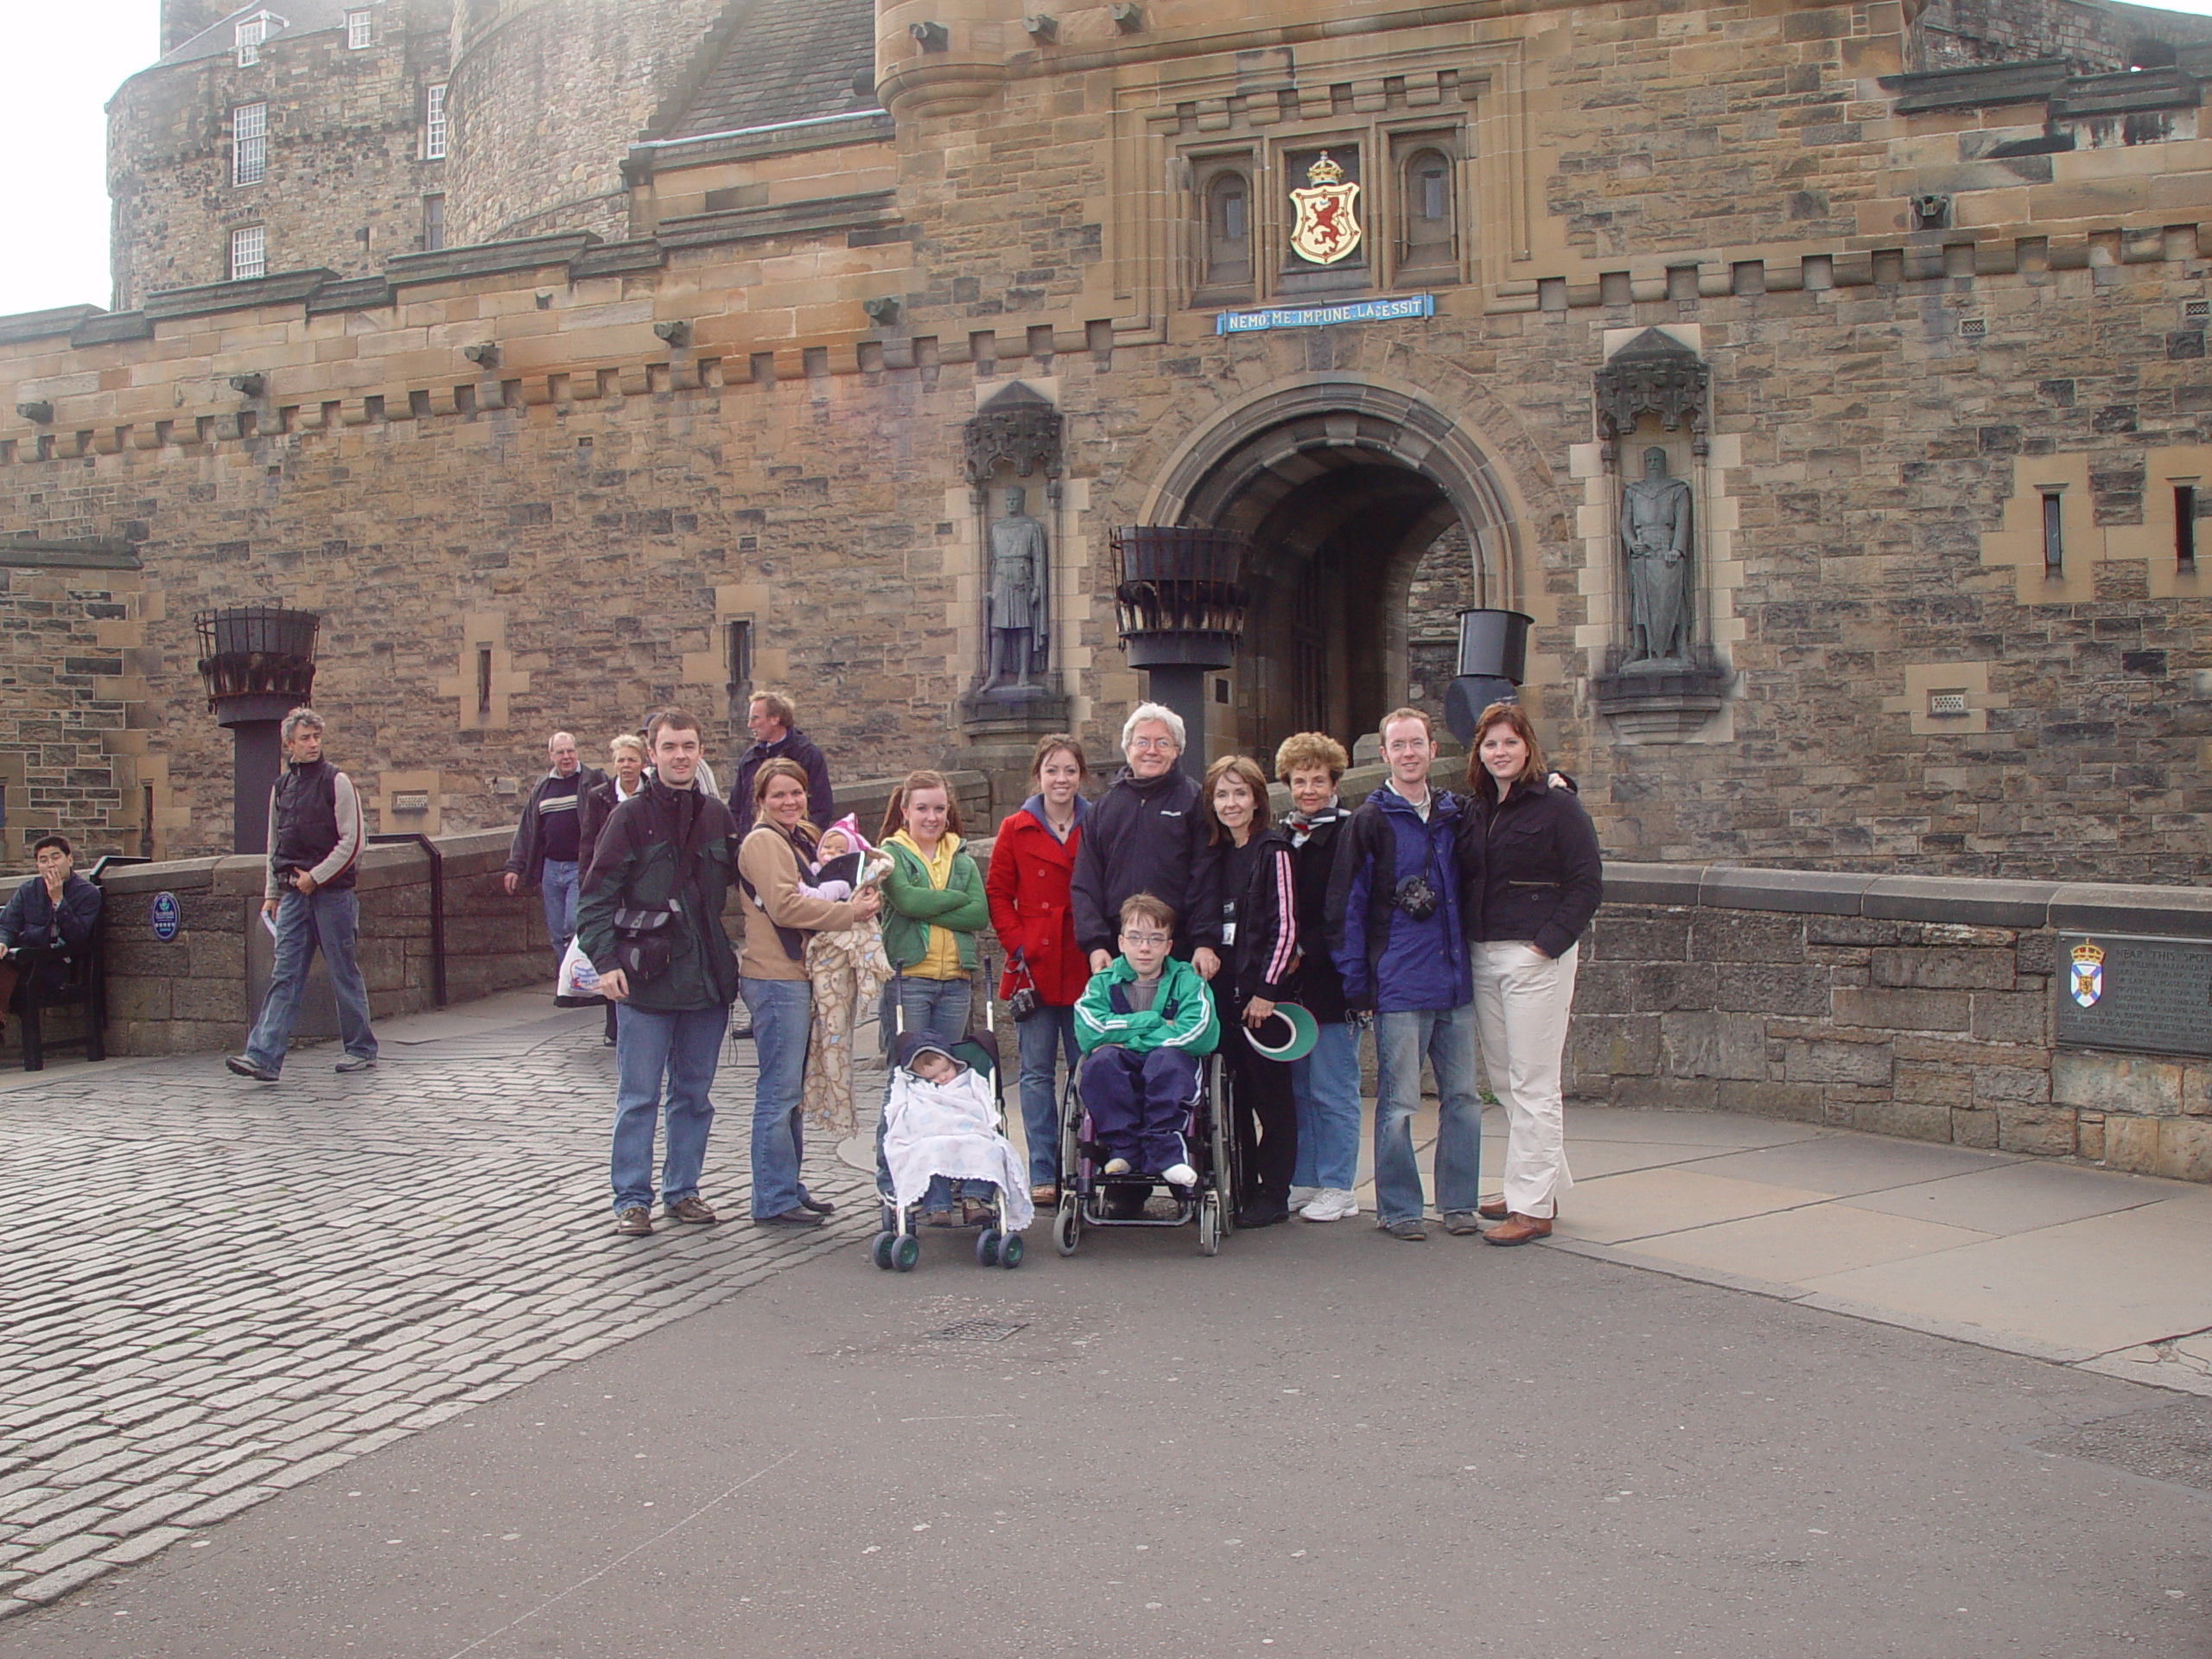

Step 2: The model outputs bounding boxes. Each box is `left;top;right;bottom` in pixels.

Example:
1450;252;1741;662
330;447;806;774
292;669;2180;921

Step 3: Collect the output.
556;936;601;1000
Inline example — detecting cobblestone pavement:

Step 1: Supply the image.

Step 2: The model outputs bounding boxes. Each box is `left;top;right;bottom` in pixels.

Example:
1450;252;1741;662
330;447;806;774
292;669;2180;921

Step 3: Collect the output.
0;1007;879;1621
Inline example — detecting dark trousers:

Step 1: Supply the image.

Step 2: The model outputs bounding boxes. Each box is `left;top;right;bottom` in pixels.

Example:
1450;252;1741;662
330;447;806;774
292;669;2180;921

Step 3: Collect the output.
1224;1017;1297;1209
1079;1045;1198;1175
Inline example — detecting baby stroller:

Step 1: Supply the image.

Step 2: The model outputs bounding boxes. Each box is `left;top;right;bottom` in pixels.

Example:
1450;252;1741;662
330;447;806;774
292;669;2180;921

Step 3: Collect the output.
1053;1052;1236;1257
870;996;1031;1274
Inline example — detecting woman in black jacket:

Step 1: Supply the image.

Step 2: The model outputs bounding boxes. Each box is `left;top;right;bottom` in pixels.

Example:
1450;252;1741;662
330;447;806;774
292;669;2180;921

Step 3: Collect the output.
1202;753;1300;1229
1460;702;1604;1245
1274;732;1362;1224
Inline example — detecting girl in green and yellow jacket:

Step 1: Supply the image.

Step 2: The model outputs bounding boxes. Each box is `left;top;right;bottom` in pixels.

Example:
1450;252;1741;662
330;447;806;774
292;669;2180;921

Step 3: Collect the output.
874;769;991;1222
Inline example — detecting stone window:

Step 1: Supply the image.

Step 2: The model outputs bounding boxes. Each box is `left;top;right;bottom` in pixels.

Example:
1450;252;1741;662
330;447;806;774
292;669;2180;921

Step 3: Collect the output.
725;620;753;720
1192;156;1254;297
346;10;372;48
232;105;267;188
422;193;445;252
235;15;264;67
2177;484;2198;569
424;84;448;162
229;226;265;282
1394;137;1458;283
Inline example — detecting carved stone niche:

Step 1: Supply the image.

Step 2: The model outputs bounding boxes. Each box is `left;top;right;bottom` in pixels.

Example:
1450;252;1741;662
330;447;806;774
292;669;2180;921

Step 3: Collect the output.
1592;328;1730;741
957;382;1071;754
964;380;1064;487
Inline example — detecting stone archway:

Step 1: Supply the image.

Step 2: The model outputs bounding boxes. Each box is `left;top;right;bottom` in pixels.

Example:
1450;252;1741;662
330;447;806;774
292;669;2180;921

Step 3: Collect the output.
1143;379;1525;757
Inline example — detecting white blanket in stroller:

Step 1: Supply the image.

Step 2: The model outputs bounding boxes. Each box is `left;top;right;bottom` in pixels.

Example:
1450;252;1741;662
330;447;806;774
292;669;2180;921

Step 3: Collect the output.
881;1066;1034;1230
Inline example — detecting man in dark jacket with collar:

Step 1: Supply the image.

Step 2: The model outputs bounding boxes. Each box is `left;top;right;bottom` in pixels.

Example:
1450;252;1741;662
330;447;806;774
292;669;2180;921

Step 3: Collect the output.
504;731;607;969
728;691;833;836
0;835;104;1037
575;709;741;1237
1069;702;1222;976
1327;707;1480;1242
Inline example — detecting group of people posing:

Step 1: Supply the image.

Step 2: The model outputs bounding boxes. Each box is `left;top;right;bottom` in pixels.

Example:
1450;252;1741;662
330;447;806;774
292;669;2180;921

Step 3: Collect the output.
553;688;1602;1248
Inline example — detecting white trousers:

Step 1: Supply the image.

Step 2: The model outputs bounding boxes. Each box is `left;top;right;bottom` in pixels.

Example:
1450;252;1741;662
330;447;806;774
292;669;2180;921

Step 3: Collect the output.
1470;940;1579;1219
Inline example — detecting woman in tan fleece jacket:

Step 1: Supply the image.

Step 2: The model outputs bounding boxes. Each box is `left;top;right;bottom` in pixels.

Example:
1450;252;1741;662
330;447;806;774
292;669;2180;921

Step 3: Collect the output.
739;759;880;1225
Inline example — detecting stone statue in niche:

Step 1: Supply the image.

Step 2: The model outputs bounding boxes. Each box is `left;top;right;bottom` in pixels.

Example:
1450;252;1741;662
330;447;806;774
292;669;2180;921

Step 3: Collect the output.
1619;445;1694;665
983;485;1050;690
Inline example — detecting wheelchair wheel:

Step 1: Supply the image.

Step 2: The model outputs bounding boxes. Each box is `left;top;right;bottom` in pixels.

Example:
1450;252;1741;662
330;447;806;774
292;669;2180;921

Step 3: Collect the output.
893;1234;921;1273
1207;1058;1236;1237
976;1230;1001;1268
1198;1193;1220;1257
871;1231;896;1271
1054;1196;1081;1256
1000;1232;1025;1270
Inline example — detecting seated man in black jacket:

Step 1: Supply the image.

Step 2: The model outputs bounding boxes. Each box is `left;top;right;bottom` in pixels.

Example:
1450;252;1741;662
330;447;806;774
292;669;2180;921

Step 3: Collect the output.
0;835;105;1037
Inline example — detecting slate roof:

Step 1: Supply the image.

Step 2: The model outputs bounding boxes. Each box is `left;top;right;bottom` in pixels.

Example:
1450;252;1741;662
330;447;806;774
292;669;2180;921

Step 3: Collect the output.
161;1;360;67
658;0;879;140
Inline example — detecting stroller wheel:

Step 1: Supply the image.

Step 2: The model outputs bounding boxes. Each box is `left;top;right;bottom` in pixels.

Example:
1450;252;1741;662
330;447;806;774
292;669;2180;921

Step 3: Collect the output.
870;1231;896;1271
999;1231;1025;1270
893;1234;921;1273
1054;1198;1081;1257
976;1229;1001;1268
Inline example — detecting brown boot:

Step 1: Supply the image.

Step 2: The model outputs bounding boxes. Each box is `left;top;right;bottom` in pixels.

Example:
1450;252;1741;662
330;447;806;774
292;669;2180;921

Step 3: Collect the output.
1483;1211;1553;1246
1477;1198;1510;1222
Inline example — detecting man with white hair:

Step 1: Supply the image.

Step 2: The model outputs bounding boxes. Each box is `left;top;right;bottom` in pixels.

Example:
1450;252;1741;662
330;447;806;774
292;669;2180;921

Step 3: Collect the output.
1071;702;1223;976
505;729;607;967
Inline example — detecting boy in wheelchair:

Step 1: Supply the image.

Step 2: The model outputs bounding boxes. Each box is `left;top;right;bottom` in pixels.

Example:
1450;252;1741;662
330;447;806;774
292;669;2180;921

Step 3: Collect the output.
1072;893;1220;1188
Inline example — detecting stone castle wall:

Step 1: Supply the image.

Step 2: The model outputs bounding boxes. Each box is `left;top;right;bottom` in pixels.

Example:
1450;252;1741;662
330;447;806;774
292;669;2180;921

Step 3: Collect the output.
108;0;454;310
3;0;2208;877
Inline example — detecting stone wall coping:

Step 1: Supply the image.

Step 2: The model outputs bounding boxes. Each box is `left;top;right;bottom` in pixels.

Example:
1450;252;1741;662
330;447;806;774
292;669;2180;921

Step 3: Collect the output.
0;827;517;903
623;111;897;181
1603;862;2212;937
0;305;103;346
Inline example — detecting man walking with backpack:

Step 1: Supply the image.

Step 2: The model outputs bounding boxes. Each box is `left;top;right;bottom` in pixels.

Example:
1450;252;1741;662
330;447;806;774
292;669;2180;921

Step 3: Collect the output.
575;709;741;1237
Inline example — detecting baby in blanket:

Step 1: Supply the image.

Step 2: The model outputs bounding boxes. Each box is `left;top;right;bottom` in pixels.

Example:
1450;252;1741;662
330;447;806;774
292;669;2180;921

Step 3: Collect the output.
880;1030;1033;1231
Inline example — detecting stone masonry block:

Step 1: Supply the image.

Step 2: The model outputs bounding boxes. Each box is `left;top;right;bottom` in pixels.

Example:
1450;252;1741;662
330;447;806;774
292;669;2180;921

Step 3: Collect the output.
1806;917;1907;948
1896;1062;1973;1107
1660;1011;1768;1080
1690;912;1807;963
2053;1050;2184;1115
1568;1014;1661;1077
1997;1105;2077;1158
1713;964;1831;1016
1842;1099;1955;1144
1974;1064;2050;1105
1784;1038;1894;1085
1832;987;1972;1033
1950;1105;2000;1149
1716;1079;1829;1122
2186;1065;2212;1118
1871;947;2015;990
2157;1118;2212;1182
2103;1112;2160;1173
1583;914;1692;962
1971;990;2049;1046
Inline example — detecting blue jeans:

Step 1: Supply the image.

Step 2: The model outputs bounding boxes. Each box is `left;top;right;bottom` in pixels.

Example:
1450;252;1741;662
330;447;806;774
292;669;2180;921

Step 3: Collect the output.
1290;1019;1362;1192
1372;1003;1482;1225
541;859;579;960
874;975;976;1204
1016;1003;1078;1189
743;977;817;1218
244;887;377;1073
609;1002;723;1213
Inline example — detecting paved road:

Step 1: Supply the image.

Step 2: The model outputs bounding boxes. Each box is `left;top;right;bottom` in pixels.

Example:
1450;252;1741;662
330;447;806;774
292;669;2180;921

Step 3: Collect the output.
2;1001;2207;1655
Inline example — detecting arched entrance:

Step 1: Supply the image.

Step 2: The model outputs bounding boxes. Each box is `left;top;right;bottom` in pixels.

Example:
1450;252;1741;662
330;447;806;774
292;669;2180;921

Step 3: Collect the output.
1144;381;1522;759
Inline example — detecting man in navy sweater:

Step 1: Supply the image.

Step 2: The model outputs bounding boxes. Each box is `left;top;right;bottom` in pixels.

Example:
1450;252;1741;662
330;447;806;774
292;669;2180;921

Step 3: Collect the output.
0;835;104;1038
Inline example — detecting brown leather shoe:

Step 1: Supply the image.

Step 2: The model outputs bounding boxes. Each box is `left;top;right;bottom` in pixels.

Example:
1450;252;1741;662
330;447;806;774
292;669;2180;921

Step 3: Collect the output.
1478;1198;1510;1222
1483;1211;1552;1246
664;1195;718;1224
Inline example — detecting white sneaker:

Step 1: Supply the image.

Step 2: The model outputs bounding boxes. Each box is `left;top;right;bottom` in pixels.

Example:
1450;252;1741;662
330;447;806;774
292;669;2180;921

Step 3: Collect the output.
1300;1188;1360;1223
1103;1157;1132;1175
1161;1162;1198;1188
1287;1185;1319;1210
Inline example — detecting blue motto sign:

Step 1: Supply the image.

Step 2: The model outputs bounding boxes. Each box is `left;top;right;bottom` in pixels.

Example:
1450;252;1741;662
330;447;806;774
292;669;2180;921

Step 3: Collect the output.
151;891;181;942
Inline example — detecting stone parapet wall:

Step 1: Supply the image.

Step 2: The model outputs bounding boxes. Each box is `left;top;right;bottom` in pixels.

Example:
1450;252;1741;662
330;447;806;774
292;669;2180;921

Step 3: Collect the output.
1572;863;2212;1183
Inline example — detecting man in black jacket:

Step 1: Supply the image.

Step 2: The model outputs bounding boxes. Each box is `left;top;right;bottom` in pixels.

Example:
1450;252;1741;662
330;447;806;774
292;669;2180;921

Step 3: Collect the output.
728;691;834;836
505;731;607;969
0;835;104;1039
575;709;742;1237
1070;702;1222;978
227;709;378;1082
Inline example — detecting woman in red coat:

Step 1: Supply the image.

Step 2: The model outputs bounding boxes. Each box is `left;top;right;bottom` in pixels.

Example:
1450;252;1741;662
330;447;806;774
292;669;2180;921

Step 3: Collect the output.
986;734;1091;1205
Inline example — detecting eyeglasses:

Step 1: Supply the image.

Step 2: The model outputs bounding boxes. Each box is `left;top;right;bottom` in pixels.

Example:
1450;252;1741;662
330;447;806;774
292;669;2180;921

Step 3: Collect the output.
1129;737;1178;752
1121;932;1171;946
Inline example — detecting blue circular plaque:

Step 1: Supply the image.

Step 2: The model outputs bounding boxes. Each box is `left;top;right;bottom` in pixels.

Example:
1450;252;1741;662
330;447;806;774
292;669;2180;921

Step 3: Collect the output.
150;891;181;942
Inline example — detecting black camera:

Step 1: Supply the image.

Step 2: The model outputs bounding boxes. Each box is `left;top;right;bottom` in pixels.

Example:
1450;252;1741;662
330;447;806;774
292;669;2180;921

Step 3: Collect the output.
1392;874;1440;921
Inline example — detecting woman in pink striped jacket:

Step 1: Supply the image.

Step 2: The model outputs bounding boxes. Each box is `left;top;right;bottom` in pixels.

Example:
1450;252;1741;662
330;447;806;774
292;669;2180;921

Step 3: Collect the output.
1202;753;1302;1230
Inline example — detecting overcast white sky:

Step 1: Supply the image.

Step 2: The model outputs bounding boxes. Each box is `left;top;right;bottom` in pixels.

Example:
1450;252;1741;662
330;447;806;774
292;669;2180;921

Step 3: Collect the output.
11;0;2212;319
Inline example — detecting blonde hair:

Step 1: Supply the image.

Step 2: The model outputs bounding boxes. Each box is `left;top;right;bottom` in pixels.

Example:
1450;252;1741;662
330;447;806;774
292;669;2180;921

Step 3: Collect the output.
607;733;646;762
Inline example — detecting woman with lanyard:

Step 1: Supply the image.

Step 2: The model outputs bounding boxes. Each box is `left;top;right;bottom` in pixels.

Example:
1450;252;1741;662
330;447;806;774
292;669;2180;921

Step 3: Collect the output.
984;734;1092;1207
738;758;880;1227
1274;732;1363;1224
1201;753;1300;1229
580;733;649;1046
876;769;991;1224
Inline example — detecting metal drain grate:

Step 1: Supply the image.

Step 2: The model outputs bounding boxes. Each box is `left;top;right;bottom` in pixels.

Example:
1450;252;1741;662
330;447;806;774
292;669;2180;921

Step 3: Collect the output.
928;1319;1027;1344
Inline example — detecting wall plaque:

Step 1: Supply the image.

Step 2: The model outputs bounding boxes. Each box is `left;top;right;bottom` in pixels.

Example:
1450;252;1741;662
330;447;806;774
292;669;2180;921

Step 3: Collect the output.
150;891;181;941
2055;932;2212;1058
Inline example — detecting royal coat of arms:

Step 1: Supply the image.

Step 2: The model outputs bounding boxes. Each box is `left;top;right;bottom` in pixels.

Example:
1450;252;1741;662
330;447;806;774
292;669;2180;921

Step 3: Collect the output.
1290;152;1362;265
2069;940;2105;1008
